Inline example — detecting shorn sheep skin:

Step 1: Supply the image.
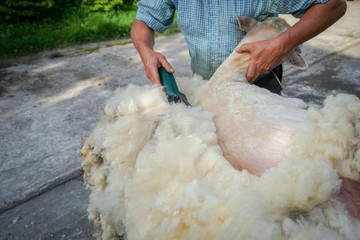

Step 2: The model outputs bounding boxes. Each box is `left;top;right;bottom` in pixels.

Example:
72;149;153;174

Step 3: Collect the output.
81;17;360;240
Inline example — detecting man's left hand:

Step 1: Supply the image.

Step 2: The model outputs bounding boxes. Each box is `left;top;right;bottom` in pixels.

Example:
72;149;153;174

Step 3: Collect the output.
237;38;286;83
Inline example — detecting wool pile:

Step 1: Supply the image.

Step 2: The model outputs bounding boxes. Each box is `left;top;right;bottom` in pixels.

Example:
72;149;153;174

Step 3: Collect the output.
81;75;360;240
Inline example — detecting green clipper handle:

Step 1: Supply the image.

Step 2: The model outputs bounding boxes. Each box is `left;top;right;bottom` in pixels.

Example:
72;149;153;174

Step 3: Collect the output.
158;67;187;103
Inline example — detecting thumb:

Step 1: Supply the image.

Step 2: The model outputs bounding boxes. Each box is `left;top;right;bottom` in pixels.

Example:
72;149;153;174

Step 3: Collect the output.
237;43;251;53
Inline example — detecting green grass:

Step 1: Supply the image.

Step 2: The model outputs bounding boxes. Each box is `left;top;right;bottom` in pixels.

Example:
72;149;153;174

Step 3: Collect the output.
0;5;179;60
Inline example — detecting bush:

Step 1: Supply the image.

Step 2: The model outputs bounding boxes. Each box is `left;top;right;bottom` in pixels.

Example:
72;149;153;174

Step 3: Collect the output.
0;0;54;20
81;0;136;12
0;5;139;58
0;0;178;59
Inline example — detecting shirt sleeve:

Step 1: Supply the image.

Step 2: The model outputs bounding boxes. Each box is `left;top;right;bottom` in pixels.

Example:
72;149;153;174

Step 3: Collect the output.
269;0;329;18
136;0;176;33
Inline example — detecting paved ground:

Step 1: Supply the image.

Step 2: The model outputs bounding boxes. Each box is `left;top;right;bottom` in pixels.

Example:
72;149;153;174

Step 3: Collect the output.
0;2;359;239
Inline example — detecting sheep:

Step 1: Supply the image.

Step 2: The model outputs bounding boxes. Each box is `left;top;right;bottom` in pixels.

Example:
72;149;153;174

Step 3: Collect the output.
80;17;360;240
195;17;360;178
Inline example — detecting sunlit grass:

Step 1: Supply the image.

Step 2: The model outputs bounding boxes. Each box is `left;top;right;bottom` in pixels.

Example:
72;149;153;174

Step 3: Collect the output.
0;6;178;59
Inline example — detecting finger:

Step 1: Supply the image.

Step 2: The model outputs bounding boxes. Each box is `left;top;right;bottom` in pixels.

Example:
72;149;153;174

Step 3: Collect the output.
250;74;259;83
249;62;262;82
159;56;174;74
149;65;161;85
246;61;256;83
251;69;266;83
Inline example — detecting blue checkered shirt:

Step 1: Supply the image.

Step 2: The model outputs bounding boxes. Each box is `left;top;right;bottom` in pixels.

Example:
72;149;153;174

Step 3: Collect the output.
136;0;328;79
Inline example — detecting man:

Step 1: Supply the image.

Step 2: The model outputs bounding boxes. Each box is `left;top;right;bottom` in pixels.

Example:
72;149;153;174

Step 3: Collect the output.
131;0;360;219
131;0;346;87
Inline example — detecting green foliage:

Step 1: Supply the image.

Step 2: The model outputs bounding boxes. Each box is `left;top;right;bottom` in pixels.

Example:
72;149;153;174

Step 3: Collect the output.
0;0;54;20
0;2;178;60
0;6;139;58
59;0;83;8
60;10;137;42
123;0;135;5
81;0;136;12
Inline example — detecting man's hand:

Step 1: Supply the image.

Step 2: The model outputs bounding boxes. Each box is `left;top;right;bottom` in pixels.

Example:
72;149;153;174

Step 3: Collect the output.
142;50;174;85
236;37;286;83
237;0;346;83
131;19;174;85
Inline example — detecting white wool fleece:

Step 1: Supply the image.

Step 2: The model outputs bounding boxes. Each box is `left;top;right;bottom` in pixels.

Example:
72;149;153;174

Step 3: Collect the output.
81;80;360;240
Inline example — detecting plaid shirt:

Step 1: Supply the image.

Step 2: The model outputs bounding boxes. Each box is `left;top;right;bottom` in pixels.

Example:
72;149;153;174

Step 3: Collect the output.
136;0;328;79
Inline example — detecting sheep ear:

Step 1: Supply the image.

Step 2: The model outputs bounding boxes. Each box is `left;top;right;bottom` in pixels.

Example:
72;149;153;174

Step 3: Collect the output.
237;17;257;32
283;48;308;70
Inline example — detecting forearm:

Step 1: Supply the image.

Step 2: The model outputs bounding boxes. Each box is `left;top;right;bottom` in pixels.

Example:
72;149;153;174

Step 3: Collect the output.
131;19;155;63
131;19;174;84
278;0;347;53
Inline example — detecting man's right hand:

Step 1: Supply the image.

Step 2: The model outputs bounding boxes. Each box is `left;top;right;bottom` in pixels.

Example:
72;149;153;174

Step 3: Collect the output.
142;50;174;85
131;19;174;85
